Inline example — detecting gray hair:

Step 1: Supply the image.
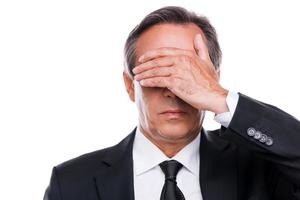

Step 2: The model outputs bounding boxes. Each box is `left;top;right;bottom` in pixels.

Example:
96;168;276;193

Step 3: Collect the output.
123;6;222;78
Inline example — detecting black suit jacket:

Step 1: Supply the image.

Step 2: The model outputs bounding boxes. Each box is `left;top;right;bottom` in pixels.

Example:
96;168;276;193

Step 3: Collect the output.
44;93;300;200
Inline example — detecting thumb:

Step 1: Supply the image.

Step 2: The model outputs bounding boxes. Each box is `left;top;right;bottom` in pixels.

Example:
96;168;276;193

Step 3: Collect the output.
194;33;209;61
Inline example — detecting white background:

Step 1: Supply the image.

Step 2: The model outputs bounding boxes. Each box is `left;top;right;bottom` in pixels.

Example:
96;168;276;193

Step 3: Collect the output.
0;0;299;199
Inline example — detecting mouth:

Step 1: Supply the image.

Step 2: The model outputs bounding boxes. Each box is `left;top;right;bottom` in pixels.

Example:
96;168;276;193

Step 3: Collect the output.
160;109;187;119
160;109;186;114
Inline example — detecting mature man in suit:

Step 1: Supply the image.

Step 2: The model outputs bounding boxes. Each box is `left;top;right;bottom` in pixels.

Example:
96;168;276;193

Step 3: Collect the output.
44;6;300;200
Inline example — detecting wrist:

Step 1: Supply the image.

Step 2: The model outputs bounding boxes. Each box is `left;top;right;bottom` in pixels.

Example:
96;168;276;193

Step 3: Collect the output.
210;88;229;114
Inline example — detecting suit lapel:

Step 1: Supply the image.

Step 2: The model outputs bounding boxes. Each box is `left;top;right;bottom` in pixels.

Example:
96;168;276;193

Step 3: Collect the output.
94;128;136;200
200;128;238;200
93;127;238;200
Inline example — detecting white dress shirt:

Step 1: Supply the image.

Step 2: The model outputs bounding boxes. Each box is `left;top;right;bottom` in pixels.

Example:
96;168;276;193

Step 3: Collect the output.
132;91;239;200
214;91;239;128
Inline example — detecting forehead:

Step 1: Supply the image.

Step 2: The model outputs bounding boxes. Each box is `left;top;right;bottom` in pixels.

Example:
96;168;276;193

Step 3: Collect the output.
135;23;205;57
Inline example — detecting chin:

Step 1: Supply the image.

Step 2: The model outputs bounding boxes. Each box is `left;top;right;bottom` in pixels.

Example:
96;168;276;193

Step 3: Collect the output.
157;122;192;141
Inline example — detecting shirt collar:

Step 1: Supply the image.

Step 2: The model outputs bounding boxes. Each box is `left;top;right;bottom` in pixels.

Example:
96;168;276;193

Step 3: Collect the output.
132;125;200;177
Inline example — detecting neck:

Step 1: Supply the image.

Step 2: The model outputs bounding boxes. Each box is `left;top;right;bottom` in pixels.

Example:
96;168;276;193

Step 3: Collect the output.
139;125;200;158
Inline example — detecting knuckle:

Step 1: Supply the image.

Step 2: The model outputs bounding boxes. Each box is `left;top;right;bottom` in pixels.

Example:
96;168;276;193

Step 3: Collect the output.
170;67;177;75
178;55;189;63
169;77;176;84
151;69;159;76
186;50;195;57
151;60;158;66
153;78;159;84
158;79;163;84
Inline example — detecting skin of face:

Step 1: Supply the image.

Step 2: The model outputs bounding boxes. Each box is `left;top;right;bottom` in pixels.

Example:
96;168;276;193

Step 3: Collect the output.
123;23;208;156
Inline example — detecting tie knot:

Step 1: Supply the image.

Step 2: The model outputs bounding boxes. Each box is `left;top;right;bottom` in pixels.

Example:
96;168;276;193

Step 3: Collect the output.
159;160;183;181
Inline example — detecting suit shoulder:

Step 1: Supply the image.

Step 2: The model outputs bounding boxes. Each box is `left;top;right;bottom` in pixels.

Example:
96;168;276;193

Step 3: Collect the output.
53;130;136;179
57;145;114;167
54;144;116;178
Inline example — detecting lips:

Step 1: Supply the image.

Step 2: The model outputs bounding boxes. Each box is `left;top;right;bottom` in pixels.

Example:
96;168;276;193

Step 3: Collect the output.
160;109;186;114
160;109;186;119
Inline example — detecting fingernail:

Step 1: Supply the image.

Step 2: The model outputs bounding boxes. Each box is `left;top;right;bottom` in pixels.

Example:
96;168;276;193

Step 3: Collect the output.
134;75;139;80
138;55;144;62
132;68;137;74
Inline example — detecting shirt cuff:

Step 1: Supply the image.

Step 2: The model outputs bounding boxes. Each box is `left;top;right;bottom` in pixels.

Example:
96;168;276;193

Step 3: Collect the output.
213;91;239;128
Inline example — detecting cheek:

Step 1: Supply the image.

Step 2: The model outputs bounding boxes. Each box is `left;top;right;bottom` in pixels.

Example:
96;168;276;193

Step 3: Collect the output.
134;82;147;112
142;95;161;119
187;110;204;127
134;83;160;119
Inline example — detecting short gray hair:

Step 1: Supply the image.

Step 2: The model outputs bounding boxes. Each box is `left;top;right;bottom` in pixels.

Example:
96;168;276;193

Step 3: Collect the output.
123;6;222;78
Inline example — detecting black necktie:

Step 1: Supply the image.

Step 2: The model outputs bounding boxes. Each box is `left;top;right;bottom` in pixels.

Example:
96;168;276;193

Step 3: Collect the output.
159;160;186;200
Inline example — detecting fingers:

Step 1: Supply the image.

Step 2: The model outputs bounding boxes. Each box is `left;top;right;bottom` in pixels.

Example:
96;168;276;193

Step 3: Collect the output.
139;76;172;88
133;56;174;74
194;34;210;61
134;66;173;81
138;47;194;63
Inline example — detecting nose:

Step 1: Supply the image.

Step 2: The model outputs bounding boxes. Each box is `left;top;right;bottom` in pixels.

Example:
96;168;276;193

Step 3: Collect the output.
162;88;176;98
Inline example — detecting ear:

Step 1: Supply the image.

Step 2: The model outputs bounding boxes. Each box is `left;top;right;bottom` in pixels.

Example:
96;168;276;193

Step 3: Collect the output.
123;71;135;102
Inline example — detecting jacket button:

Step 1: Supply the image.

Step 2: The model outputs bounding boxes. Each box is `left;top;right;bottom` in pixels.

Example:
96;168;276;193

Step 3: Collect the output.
247;127;256;136
259;134;268;143
254;131;262;140
266;137;273;146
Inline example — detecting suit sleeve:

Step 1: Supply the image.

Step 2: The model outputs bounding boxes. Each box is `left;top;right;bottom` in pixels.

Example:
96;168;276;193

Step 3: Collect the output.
219;93;300;195
43;167;62;200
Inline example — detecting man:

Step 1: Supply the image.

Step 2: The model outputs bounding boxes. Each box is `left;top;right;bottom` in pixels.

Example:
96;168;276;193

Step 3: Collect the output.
44;6;300;200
